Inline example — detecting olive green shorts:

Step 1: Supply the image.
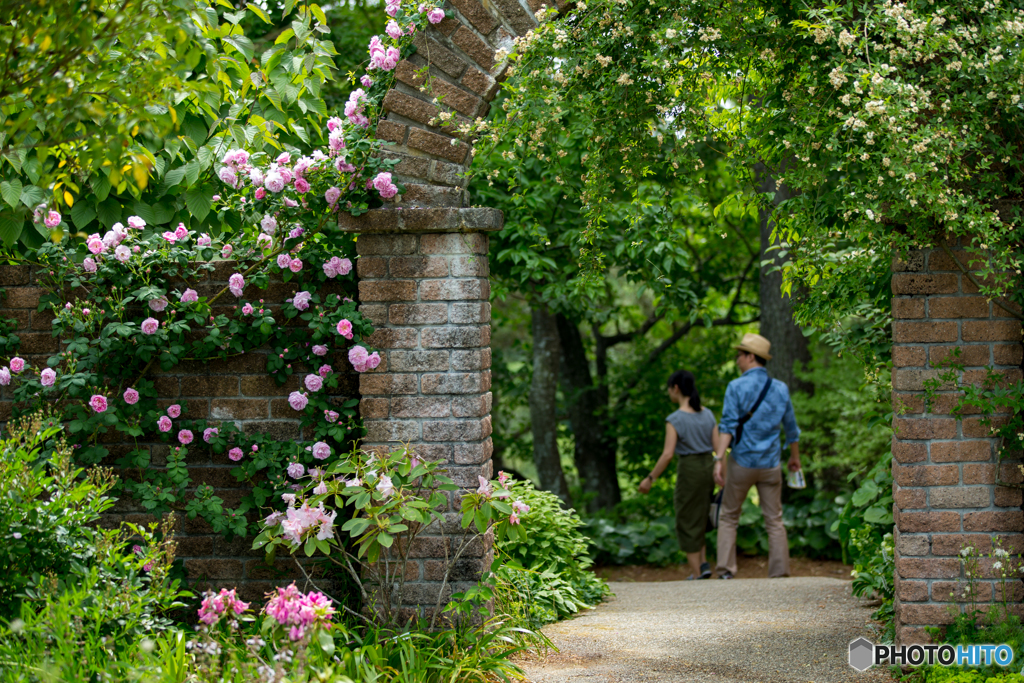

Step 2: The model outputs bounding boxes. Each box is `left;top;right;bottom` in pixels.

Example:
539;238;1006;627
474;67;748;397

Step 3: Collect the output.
673;452;715;553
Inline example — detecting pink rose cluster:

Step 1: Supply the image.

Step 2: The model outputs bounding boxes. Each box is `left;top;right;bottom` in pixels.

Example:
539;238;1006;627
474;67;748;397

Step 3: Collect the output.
322;256;352;278
292;291;313;311
264;583;337;641
198;588;250;626
367;36;400;72
348;345;381;373
372;171;398;199
344;89;370;128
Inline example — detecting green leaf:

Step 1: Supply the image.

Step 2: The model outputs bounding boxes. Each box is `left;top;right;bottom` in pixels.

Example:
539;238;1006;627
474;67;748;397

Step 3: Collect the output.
378;532;393;548
247;2;272;23
274;28;295;45
185;186;213;221
317;629;335;655
163;167;186;188
851;480;879;508
863;505;892;525
19;185;46;210
96;197;122;228
70;202;96;228
304;536;316;556
0;214;23;247
1;179;22;209
224;35;255;62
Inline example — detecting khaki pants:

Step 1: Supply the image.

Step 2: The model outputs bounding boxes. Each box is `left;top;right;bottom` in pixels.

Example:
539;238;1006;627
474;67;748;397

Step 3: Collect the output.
716;458;790;578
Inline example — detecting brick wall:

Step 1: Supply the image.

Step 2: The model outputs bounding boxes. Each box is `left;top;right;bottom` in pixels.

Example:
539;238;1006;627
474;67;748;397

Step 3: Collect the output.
891;240;1024;643
0;264;359;605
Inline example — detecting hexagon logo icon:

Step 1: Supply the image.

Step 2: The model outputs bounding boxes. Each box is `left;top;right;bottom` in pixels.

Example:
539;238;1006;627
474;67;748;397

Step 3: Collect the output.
849;637;874;672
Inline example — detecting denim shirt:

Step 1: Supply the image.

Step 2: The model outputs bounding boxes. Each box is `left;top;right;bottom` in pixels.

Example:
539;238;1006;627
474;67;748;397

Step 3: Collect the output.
718;367;800;469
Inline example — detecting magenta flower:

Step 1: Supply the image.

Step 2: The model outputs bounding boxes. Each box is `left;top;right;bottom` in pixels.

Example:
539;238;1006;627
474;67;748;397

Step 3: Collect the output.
229;273;245;297
44;210;61;228
292;291;312;311
180;289;199;303
127;216;146;230
318;364;332;378
174;224;188;241
228;447;244;462
178;429;193;445
427;7;445;23
512;500;531;514
336;319;353;339
157;415;172;432
386;20;403;39
261;215;278;234
304;374;323;392
40;368;56;387
255;187;266;200
88;237;105;254
325;187;341;206
203;427;218;443
277;253;291;269
82;257;97;273
287;462;305;479
289;258;303;273
312;345;328;357
222;244;233;258
9;357;24;373
148;296;169;312
0;367;9;386
242;303;254;315
324;409;339;423
197;233;212;247
373;171;398;199
124;387;140;404
312;442;331;460
360;74;374;87
89;394;108;413
509;512;521;525
167;404;181;418
161;231;178;244
141;318;159;335
288;391;308;411
197;588;250;627
294;178;310;194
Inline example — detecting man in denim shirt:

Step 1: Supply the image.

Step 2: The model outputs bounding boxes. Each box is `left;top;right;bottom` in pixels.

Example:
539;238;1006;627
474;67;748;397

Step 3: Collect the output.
712;333;801;579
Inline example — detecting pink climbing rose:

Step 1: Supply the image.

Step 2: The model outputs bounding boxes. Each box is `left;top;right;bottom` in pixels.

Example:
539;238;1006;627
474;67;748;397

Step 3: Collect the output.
180;289;199;303
203;427;218;443
304;374;323;392
287;462;304;479
89;395;108;413
228;447;244;462
149;296;169;312
312;345;328;357
336;319;353;339
229;273;245;297
292;291;312;311
167;404;181;418
40;368;56;387
158;416;172;432
288;391;308;411
277;254;291;269
44;211;61;228
123;387;140;405
312;442;331;460
427;7;445;23
178;429;193;445
242;303;254;315
372;171;398;199
9;357;24;373
141;318;159;335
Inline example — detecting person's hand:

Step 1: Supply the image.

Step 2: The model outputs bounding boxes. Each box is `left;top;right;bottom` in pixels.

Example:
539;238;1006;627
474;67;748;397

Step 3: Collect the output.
787;453;801;472
713;460;725;487
639;475;653;494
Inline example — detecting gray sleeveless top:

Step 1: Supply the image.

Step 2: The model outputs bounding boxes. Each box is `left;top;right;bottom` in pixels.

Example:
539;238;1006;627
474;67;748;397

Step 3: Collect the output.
666;408;716;455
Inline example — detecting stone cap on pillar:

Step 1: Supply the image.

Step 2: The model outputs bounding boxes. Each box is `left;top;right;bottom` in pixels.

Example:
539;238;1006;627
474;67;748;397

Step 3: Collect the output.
338;207;503;234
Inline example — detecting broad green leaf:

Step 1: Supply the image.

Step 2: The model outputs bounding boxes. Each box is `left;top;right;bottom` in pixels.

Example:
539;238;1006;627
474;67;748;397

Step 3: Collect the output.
1;179;22;209
185;186;213;221
19;184;46;210
224;35;255;62
96;197;122;228
0;214;23;247
163;167;186;188
247;3;272;23
274;28;295;45
70;202;96;228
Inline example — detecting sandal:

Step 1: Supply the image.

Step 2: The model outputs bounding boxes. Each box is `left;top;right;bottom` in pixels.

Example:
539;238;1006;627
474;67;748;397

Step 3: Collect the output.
700;562;713;579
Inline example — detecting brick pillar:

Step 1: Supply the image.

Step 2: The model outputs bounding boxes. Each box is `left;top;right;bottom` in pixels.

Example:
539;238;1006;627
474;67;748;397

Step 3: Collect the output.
341;207;501;616
891;239;1024;644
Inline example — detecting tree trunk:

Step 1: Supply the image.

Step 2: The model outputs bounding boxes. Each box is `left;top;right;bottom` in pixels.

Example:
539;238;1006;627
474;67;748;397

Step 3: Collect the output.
530;304;572;506
756;164;814;396
556;314;621;512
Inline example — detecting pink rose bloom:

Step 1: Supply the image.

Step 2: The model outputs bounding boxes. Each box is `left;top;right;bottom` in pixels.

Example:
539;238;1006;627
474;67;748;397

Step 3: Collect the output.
283;197;298;208
276;152;292;165
292;291;312;311
242;303;254;315
289;258;303;273
180;289;199;303
373;171;398;199
294;178;310;194
178;429;194;445
89;394;108;413
124;387;140;404
382;46;400;71
348;345;369;371
256;233;272;250
197;233;212;247
203;427;219;443
158;415;172;432
141;317;159;335
318;364;332;378
312;345;328;356
327;116;344;133
277;253;291;269
324;409;339;423
211;194;221;202
325;187;341;206
336;319;353;339
40;368;56;387
174;223;188;240
44;210;61;228
222;148;250;167
328;130;345;152
255;187;266;200
115;245;131;262
88;237;105;254
385;0;399;16
304;374;323;392
288;391;308;411
149;296;168;312
222;244;233;258
0;368;10;386
287;462;304;479
167;404;181;418
261;215;278;234
361;74;374;88
336;158;356;173
82;309;90;316
229;273;245;297
127;216;146;230
218;167;238;188
82;257;97;273
427;7;445;23
161;231;178;244
386;20;403;40
312;442;331;460
132;246;140;253
9;357;24;373
228;447;244;461
264;171;286;193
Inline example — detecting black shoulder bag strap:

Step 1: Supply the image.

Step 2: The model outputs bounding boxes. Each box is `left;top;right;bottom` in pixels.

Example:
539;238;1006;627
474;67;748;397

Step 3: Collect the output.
733;375;772;447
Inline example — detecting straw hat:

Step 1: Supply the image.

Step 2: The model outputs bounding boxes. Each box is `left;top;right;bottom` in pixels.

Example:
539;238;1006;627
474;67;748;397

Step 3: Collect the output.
735;333;772;361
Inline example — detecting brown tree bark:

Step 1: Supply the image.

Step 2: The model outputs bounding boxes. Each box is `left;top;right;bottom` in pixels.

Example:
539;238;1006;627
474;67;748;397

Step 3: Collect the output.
556;314;621;512
756;165;814;396
530;304;572;506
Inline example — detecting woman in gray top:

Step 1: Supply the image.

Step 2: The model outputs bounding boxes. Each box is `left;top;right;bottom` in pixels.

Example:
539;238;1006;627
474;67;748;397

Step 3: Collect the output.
639;370;720;580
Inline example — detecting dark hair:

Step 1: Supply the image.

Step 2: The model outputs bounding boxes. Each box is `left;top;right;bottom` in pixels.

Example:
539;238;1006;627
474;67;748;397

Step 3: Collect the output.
667;370;702;411
753;354;768;366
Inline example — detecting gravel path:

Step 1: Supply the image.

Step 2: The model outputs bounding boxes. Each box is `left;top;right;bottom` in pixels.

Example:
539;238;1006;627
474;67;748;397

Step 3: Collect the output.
519;578;893;683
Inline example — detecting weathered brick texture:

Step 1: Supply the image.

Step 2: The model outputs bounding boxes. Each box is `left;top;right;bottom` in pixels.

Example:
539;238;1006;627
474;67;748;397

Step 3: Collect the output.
0;264;359;605
891;241;1024;645
344;209;501;612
